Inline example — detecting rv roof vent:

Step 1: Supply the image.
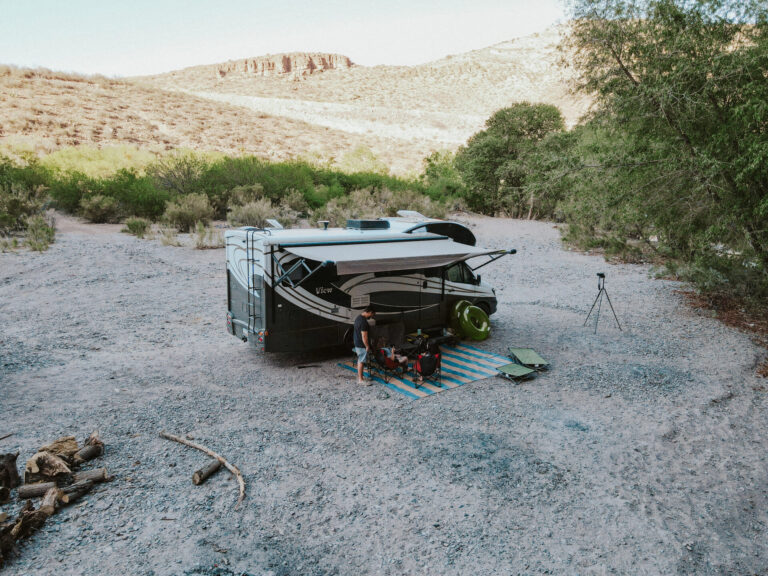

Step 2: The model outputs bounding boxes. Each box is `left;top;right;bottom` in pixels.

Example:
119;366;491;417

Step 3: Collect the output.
346;219;390;230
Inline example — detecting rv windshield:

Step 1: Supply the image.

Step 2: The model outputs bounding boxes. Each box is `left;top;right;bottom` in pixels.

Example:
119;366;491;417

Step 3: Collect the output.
445;262;474;284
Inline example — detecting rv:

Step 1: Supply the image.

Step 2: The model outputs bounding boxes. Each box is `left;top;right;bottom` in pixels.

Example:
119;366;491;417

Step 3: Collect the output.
225;212;514;352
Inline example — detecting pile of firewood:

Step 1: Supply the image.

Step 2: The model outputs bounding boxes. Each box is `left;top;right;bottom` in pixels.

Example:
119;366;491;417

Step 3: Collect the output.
0;431;110;567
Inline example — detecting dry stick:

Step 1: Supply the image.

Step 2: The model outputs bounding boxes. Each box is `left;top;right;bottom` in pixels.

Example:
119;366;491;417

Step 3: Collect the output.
0;434;13;442
192;460;221;486
159;431;245;507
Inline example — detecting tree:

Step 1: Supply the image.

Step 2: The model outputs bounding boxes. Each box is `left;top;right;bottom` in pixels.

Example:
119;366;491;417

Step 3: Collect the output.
455;103;565;215
563;0;768;296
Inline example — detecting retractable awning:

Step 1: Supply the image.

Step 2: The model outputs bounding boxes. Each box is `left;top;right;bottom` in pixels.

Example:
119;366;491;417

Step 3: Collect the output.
281;238;506;275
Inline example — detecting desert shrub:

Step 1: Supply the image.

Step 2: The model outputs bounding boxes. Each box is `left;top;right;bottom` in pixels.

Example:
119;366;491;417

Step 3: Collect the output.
193;221;224;249
163;193;214;232
336;145;389;175
281;188;310;216
40;145;156;178
25;214;55;251
122;217;151;238
148;151;210;196
228;184;265;207
0;158;50;233
0;237;20;252
159;226;182;247
79;194;120;223
227;198;274;228
313;187;446;227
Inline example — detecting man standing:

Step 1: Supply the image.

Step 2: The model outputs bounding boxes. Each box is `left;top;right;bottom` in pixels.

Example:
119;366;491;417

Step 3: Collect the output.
353;306;375;386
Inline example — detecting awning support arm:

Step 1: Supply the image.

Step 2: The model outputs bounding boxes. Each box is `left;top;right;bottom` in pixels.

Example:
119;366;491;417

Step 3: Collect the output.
273;253;329;288
469;249;517;272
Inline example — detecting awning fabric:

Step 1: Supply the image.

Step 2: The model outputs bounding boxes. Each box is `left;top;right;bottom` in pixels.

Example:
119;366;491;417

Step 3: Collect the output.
282;239;500;275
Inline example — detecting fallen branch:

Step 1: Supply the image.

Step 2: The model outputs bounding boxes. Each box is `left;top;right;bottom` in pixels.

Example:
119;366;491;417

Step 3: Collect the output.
192;460;221;486
159;431;245;507
0;434;13;442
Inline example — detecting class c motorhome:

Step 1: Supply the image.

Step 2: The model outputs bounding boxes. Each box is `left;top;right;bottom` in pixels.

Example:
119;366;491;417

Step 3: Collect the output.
225;212;514;352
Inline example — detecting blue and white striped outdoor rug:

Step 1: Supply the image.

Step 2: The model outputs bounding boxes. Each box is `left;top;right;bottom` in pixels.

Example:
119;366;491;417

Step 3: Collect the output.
339;343;509;399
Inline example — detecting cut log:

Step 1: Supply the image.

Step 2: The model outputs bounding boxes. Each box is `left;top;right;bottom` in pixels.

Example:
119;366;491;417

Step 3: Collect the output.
39;436;79;461
159;431;245;507
38;487;65;516
16;482;55;500
17;468;110;499
62;480;94;504
73;431;104;465
192;460;221;485
25;452;71;483
74;467;110;483
0;452;21;490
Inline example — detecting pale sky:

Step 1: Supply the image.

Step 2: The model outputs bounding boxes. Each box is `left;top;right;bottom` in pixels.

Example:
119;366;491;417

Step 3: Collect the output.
0;0;566;77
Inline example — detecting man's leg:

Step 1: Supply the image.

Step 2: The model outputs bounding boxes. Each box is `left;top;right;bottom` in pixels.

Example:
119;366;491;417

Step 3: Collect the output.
357;360;364;382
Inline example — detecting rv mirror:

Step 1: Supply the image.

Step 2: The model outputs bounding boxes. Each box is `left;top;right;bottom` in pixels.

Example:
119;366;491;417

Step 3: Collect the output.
476;275;482;285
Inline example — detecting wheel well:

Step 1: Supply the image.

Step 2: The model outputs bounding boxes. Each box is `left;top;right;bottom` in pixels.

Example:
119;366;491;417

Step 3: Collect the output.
476;301;491;315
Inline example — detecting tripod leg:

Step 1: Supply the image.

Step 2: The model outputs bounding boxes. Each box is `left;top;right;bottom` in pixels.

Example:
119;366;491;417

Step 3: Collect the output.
594;290;604;334
602;290;622;331
583;290;602;327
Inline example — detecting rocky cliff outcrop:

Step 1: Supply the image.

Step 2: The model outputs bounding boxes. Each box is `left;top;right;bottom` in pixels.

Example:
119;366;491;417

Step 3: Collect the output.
216;53;353;78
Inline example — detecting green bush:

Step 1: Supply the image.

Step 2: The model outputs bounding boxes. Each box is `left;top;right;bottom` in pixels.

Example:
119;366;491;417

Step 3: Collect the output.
164;193;214;232
122;217;151;238
25;214;55;251
0;157;50;233
80;194;120;223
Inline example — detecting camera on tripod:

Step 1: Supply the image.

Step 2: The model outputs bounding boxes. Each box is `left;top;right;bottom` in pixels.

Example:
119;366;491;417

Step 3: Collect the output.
584;272;621;333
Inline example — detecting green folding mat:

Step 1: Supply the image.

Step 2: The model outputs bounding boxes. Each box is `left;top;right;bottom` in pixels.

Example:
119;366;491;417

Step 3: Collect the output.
508;347;550;369
497;362;536;380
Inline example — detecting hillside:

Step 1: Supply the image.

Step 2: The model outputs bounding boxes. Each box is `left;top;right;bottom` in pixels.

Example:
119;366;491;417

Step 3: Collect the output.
141;27;589;143
1;27;589;174
0;66;434;173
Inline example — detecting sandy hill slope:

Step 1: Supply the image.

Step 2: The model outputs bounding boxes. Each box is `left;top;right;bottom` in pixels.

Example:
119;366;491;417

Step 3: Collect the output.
0;66;433;173
142;27;589;146
1;28;589;174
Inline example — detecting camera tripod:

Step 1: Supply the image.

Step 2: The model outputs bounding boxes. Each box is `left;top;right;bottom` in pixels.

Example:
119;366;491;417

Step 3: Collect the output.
583;273;622;334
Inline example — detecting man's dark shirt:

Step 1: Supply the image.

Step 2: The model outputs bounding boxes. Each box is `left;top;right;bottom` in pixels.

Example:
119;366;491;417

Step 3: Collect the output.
353;315;369;348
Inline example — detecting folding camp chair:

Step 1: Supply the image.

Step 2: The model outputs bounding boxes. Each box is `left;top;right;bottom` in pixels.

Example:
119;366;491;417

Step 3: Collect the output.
366;322;409;383
413;351;441;388
508;347;550;371
497;362;536;381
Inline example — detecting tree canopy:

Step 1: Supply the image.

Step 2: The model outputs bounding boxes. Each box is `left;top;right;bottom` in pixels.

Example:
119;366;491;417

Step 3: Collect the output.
561;0;768;298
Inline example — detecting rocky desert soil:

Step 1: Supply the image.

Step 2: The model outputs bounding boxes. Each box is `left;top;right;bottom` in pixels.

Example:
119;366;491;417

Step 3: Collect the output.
1;215;766;575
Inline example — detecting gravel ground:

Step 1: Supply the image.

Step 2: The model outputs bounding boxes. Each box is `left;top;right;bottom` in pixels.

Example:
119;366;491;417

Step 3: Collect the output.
1;214;766;576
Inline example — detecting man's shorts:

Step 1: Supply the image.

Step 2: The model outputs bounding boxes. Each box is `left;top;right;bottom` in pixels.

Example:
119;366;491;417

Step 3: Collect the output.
354;347;368;364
